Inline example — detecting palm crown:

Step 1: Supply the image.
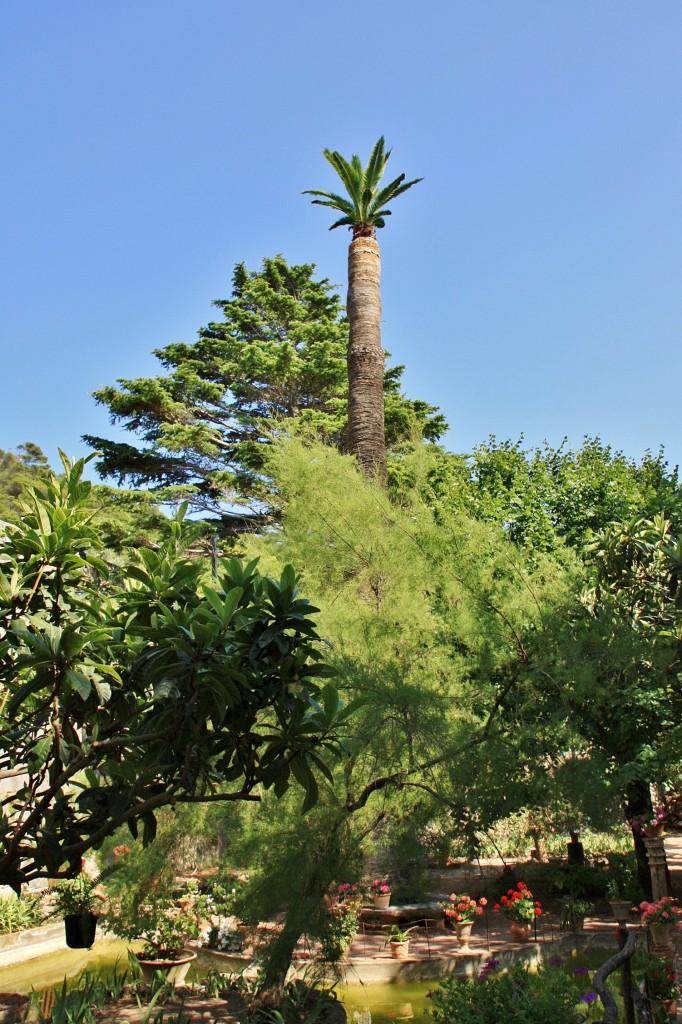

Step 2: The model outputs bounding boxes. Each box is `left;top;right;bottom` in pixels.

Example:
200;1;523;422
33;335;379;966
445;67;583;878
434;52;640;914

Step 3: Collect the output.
303;137;422;237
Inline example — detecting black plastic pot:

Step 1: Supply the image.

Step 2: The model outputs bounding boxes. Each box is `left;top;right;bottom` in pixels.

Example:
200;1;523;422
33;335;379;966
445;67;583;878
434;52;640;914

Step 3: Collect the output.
64;913;97;948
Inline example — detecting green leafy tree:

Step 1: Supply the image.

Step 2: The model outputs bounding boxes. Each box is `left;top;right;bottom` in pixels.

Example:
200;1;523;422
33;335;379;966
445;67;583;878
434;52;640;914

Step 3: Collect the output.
233;437;575;994
304;137;423;483
0;444;50;522
85;255;444;532
422;436;682;554
0;455;347;890
563;514;682;889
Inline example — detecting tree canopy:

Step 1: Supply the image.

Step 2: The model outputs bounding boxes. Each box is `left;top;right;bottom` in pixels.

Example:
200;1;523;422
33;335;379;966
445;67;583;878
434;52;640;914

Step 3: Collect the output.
85;255;445;532
303;136;423;237
0;455;347;889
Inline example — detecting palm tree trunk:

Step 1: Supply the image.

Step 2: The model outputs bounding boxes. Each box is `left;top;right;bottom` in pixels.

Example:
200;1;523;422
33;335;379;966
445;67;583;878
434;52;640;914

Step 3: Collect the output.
346;234;387;484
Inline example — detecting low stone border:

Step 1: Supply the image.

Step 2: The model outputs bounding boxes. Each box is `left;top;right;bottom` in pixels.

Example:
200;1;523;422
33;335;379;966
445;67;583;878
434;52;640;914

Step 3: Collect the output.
0;924;67;968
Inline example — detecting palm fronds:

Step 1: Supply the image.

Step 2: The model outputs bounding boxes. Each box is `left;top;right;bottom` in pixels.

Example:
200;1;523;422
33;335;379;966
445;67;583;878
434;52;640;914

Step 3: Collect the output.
303;136;422;233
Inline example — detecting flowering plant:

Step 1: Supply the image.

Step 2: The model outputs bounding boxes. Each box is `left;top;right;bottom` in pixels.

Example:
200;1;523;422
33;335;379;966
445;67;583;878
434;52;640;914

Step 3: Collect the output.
104;885;209;960
493;882;542;923
200;922;245;954
630;807;666;835
337;882;359;898
639;897;682;927
370;878;391;895
639;951;678;1000
440;893;487;924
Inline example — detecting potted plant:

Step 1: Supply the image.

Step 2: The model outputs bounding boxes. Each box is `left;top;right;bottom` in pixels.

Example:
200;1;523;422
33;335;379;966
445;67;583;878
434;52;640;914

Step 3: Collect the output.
638;897;682;951
336;881;359;904
493;881;541;942
440;892;487;949
318;892;363;964
630;807;667;838
383;923;417;960
103;886;208;984
559;897;593;931
639;951;679;1021
370;877;391;910
52;872;102;949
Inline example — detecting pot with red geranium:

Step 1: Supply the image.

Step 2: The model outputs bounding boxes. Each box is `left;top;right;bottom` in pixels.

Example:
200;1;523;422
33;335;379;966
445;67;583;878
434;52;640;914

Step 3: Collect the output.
370;878;391;910
440;893;487;950
336;882;359;905
639;897;682;952
494;881;541;942
639;950;679;1021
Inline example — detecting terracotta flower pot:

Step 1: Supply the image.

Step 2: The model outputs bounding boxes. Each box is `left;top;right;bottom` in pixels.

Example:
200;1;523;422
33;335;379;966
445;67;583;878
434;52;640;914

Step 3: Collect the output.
508;921;533;942
644;823;665;838
389;939;410;960
137;951;197;986
0;994;29;1024
455;921;473;950
651;998;677;1021
373;892;391;909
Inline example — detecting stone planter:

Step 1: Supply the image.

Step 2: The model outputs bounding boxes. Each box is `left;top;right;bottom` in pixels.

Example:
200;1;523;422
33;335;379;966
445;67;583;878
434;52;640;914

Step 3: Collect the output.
608;900;632;921
648;922;674;953
137;951;197;986
644;823;666;838
508;921;533;942
373;893;391;910
455;921;473;950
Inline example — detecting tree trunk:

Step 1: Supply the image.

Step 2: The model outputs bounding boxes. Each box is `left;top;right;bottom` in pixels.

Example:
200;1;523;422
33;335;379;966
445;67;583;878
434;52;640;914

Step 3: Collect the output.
346;234;387;484
624;781;653;900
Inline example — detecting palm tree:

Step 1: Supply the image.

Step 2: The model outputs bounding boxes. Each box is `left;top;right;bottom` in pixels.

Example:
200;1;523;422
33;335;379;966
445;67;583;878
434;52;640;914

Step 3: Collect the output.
304;138;422;483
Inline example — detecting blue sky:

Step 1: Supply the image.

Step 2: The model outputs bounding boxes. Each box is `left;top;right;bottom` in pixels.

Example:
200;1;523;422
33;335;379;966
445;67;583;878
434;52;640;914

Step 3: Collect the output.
2;1;681;475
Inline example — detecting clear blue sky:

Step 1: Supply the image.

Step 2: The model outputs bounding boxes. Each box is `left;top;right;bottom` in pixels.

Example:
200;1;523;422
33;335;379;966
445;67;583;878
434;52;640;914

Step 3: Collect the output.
2;1;681;474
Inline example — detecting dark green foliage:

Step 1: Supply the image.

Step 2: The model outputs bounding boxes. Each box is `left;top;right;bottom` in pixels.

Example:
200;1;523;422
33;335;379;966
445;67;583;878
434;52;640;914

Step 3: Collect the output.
33;969;129;1024
303;136;422;235
85;255;445;531
429;960;583;1024
0;454;346;888
443;436;682;552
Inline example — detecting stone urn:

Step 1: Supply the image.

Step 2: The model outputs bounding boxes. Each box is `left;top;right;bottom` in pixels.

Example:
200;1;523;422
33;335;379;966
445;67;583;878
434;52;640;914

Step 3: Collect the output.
608;900;632;921
648;922;674;953
455;921;473;950
508;921;533;942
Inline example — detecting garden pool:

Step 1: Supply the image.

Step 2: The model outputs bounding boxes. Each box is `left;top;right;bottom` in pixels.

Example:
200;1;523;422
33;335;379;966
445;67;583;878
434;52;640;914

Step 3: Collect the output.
0;942;626;1022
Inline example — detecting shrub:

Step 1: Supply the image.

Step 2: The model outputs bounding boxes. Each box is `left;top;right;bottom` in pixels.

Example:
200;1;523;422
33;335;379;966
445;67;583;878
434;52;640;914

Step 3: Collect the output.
429;961;583;1024
0;892;43;934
